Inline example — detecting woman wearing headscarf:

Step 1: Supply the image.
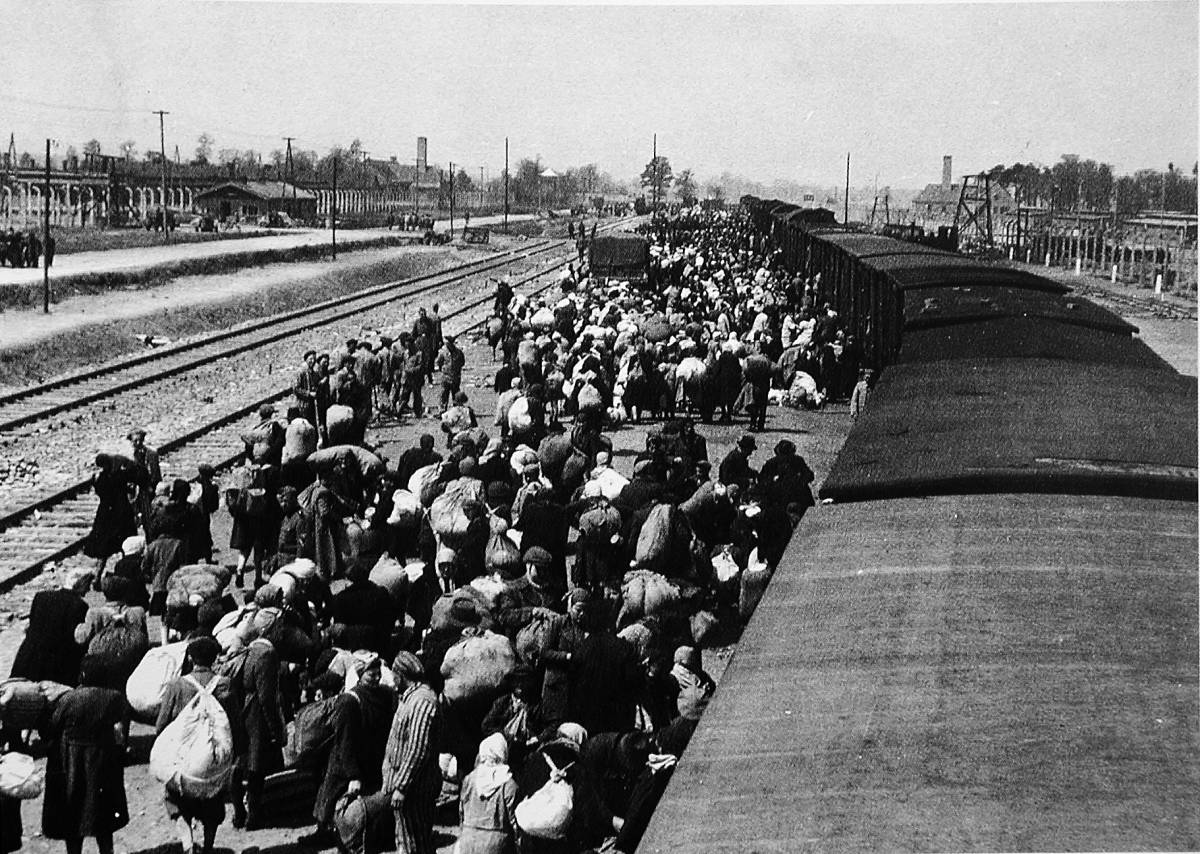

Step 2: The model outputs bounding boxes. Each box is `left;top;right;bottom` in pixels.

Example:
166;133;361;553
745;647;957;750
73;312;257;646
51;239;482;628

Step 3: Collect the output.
40;655;130;854
457;733;519;854
82;453;137;578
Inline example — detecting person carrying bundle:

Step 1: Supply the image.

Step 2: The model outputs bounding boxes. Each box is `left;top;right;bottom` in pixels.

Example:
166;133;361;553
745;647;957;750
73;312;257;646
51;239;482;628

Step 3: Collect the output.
153;637;237;854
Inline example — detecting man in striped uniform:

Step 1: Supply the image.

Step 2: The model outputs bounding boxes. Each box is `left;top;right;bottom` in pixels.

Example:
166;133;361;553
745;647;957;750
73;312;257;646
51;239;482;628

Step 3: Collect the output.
382;651;443;854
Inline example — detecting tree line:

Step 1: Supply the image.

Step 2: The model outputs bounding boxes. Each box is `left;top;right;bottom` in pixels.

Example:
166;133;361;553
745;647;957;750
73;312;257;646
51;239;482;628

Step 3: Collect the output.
28;136;630;206
987;155;1197;215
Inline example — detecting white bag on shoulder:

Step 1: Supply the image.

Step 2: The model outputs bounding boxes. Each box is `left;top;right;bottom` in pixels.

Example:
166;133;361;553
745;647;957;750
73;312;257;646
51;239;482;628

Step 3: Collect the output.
149;675;234;799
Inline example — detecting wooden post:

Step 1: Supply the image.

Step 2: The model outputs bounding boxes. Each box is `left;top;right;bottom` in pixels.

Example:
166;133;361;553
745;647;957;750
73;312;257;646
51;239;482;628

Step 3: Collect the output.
43;139;51;314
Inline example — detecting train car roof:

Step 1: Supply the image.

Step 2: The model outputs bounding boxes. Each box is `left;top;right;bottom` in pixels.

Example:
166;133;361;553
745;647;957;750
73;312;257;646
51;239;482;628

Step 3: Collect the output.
820;359;1197;502
869;255;1069;293
808;232;1070;293
902;285;1138;335
812;232;952;258
898;316;1172;370
639;493;1200;853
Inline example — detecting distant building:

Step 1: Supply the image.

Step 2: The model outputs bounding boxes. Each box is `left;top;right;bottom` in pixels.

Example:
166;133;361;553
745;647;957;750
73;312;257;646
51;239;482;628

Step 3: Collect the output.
193;180;316;222
912;155;1015;225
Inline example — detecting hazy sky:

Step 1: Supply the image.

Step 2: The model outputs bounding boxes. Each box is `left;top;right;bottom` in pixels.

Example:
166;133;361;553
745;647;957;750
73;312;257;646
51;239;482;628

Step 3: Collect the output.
3;1;1196;188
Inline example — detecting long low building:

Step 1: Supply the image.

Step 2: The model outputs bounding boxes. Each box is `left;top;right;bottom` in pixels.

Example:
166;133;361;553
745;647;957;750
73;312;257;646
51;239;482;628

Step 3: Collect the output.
193;181;317;223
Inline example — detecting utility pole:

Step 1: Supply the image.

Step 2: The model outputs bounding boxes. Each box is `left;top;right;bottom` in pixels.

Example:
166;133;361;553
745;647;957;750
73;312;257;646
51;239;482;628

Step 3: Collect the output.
360;150;370;218
43;138;51;314
652;133;658;211
414;155;421;218
331;156;338;261
504;138;509;233
844;152;850;224
479;165;484;211
449;161;455;237
153;110;170;243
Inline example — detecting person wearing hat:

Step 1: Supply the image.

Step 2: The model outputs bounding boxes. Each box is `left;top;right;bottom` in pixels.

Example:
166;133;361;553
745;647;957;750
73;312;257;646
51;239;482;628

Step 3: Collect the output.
155;637;238;854
435;333;466;412
9;565;92;688
293;350;322;427
718;434;759;492
493;547;564;638
397;336;427;420
382;651;442;854
411;307;437;385
331;353;372;445
126;428;162;537
354;339;383;411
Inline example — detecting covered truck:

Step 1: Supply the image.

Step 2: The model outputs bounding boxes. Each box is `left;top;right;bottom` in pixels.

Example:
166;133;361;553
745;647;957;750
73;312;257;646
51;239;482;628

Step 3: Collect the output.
588;234;650;283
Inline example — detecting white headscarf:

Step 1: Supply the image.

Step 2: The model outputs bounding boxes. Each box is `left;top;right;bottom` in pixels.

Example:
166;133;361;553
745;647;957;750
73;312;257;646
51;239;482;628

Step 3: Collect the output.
474;733;512;799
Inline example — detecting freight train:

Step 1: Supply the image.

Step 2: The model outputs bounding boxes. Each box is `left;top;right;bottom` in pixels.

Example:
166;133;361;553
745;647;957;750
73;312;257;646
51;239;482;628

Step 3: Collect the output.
638;197;1198;852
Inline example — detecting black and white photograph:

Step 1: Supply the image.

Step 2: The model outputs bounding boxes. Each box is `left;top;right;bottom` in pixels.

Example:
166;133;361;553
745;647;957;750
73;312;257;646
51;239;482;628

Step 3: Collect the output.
0;1;1195;852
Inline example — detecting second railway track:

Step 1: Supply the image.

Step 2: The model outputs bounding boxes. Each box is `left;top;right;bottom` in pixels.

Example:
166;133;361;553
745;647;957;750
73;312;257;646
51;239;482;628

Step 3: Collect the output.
0;217;634;593
0;238;561;435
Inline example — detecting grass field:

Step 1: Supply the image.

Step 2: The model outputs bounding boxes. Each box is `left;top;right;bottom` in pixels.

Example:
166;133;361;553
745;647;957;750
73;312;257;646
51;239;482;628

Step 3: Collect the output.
51;227;281;255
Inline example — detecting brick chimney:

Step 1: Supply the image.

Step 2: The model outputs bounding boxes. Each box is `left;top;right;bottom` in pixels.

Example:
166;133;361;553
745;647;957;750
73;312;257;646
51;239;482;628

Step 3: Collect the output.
417;137;427;172
942;155;953;189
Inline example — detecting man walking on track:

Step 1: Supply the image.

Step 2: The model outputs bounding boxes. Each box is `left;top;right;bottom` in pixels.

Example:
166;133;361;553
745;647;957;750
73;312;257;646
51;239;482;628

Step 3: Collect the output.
435;334;465;411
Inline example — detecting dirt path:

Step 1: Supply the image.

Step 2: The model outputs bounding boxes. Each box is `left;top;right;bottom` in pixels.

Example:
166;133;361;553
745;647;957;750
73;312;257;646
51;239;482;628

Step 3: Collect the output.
0;244;463;351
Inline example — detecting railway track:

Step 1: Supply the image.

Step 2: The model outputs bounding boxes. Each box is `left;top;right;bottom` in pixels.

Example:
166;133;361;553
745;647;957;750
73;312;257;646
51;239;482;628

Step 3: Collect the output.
0;217;634;593
0;239;560;436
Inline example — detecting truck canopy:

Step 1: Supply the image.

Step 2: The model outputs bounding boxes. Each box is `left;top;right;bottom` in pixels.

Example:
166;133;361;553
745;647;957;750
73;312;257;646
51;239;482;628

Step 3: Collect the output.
589;235;650;281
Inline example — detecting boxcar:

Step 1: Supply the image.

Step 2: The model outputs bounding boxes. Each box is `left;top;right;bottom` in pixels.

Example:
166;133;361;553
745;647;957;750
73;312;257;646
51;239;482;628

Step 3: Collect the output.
639;199;1199;852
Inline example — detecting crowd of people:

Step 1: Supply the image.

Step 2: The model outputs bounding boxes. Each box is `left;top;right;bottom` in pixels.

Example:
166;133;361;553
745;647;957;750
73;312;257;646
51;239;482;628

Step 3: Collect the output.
1;228;54;269
0;207;866;854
